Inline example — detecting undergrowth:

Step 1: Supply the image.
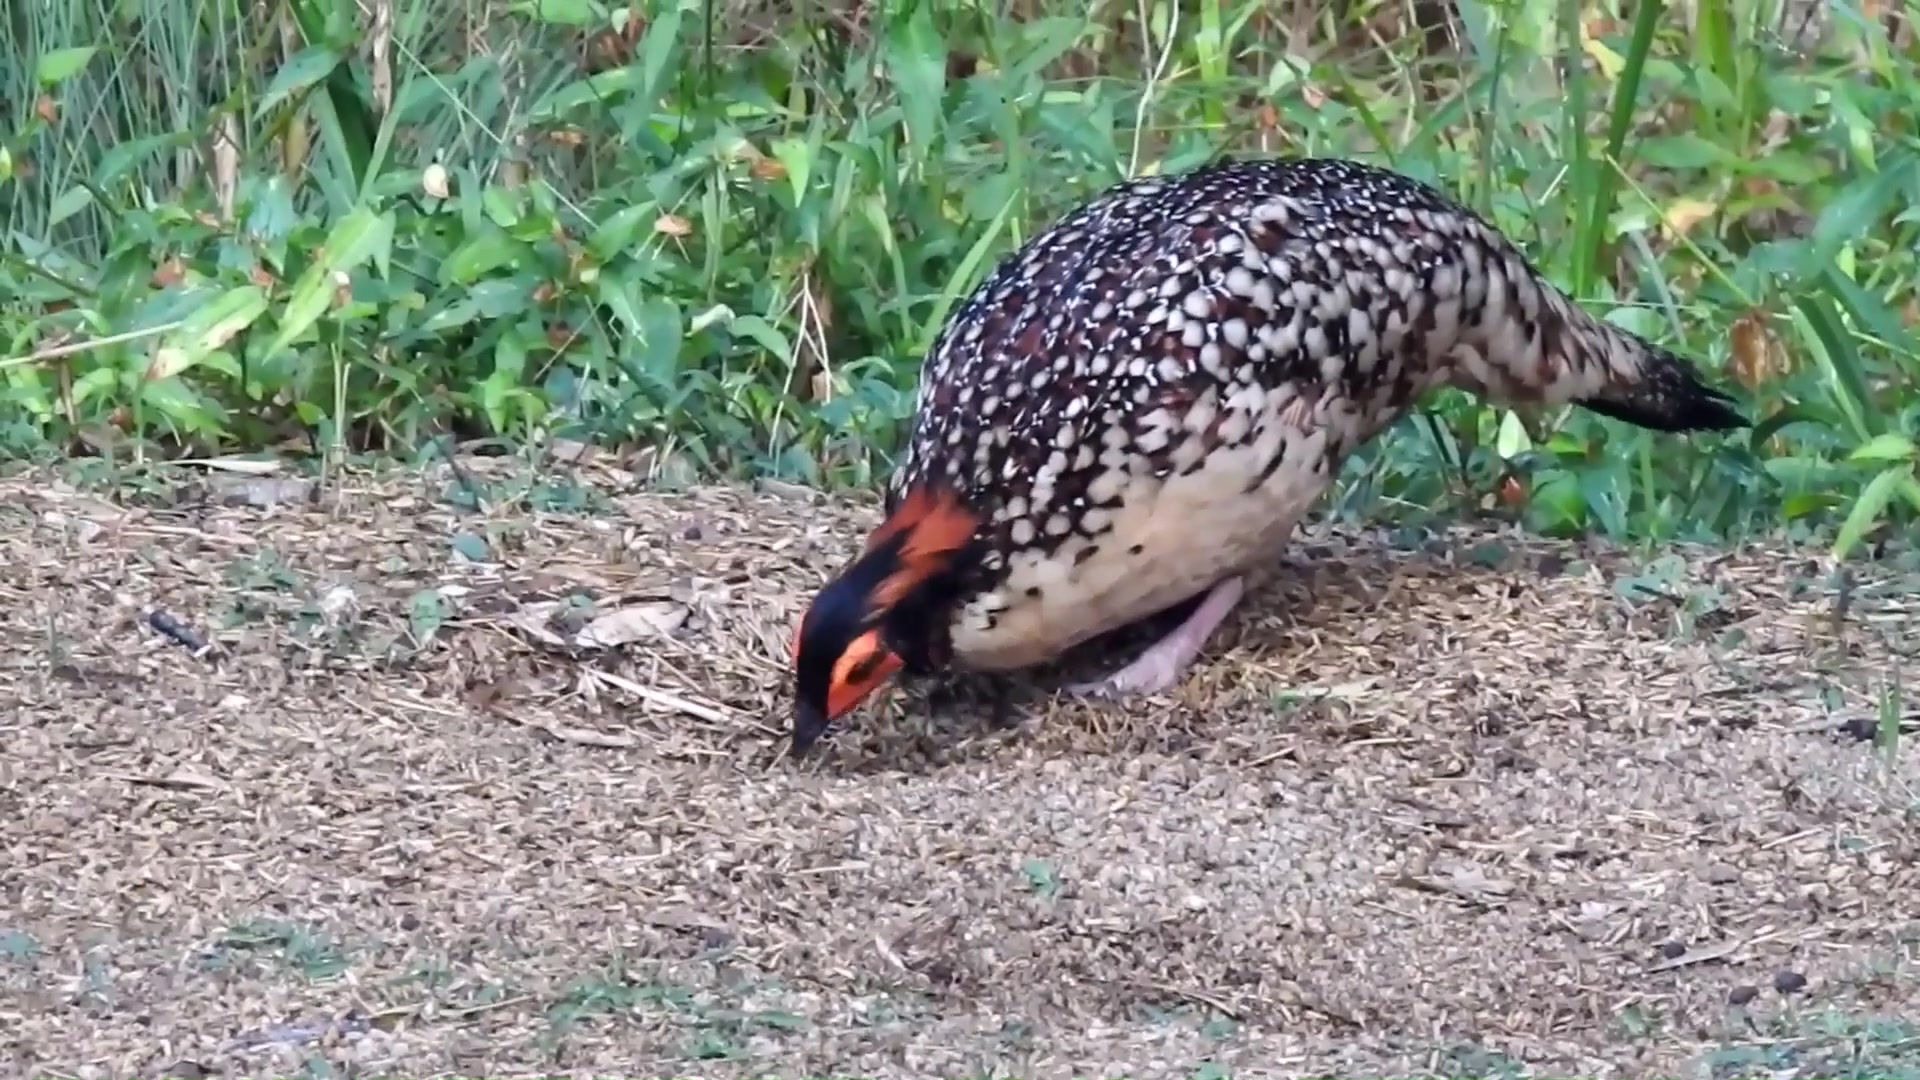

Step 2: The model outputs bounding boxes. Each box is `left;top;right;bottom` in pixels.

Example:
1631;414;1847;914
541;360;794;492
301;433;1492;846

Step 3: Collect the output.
2;0;1918;556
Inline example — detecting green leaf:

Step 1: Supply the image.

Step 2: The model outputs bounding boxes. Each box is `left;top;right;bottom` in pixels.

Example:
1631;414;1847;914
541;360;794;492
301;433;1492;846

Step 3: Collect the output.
508;0;600;25
408;589;448;643
883;4;947;168
176;285;270;357
94;131;197;189
1806;153;1915;266
728;314;793;361
441;229;524;285
70;366;122;408
1495;410;1533;458
1832;464;1911;561
319;205;394;273
626;6;685;120
1847;433;1916;465
1791;293;1878;440
633;297;684;382
585;202;657;262
255;46;347;119
418;299;481;335
451;532;491;561
37;46;99;85
1633;134;1730;170
263;267;335;359
47;187;93;228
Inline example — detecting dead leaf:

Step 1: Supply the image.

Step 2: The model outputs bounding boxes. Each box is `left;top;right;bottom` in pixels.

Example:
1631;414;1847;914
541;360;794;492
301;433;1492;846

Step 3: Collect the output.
152;257;187;288
177;456;284;475
576;602;687;648
1728;308;1788;390
496;710;636;748
105;768;225;792
145;346;192;382
1661;196;1718;237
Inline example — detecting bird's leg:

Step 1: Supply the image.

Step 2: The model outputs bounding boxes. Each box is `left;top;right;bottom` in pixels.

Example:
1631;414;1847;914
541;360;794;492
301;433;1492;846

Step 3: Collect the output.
1067;575;1248;699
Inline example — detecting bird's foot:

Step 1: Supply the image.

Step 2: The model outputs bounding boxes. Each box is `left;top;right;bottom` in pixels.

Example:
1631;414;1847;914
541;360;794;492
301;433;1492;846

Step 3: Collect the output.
1066;575;1248;700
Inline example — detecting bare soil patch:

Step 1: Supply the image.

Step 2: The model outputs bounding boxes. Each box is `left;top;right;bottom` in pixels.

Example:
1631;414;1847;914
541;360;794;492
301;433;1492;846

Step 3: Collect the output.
3;462;1917;1079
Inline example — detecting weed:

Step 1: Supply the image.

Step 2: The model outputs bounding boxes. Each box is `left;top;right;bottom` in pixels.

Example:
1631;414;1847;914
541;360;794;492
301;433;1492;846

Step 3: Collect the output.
206;919;352;982
1;2;1917;555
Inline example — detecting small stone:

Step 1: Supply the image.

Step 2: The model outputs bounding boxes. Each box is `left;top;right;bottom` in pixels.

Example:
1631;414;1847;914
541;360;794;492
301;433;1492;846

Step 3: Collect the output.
1728;985;1759;1006
1705;862;1741;885
1773;969;1808;994
1839;716;1878;742
1658;940;1687;959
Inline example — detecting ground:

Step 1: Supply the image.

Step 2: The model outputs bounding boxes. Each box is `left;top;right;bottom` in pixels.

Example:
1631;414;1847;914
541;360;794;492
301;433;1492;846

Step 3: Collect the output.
3;458;1917;1080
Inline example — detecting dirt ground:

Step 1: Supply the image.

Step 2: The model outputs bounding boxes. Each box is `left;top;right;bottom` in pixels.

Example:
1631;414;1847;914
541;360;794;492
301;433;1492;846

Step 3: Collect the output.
3;459;1917;1080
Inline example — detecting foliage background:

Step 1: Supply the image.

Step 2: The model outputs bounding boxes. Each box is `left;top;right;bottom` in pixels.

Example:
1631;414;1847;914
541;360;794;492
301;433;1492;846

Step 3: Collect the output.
3;0;1918;556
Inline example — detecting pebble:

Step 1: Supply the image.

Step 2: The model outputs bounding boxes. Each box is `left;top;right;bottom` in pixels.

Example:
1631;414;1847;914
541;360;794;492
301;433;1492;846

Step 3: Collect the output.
1705;862;1741;885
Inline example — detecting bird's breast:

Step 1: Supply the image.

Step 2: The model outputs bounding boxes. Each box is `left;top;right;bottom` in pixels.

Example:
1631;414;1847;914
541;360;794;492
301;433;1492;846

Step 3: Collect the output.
943;379;1369;672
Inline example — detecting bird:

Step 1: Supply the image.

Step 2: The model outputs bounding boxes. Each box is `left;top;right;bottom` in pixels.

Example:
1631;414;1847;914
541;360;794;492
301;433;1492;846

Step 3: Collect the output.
787;155;1747;754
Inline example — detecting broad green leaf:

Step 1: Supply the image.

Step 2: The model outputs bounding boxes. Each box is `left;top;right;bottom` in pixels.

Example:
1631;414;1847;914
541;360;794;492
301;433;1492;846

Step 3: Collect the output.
94;132;196;188
418;300;481;335
633;297;684;382
1832;463;1911;561
1848;433;1916;465
255;46;346;119
883;4;947;168
626;6;684;120
1633;135;1729;170
508;0;599;25
36;46;99;85
586;203;657;262
441;229;524;285
1806;153;1915;265
1495;410;1532;458
729;314;793;361
264;267;335;358
47;187;93;228
319;206;394;273
175;285;270;356
70;366;121;408
1791;294;1878;440
494;332;529;381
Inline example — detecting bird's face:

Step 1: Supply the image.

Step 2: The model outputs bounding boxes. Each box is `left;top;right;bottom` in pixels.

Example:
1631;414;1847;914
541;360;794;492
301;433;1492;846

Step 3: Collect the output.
788;487;981;754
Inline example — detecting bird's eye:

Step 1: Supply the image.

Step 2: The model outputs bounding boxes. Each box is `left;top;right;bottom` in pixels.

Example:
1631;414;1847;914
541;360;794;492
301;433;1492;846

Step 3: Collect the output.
843;649;884;685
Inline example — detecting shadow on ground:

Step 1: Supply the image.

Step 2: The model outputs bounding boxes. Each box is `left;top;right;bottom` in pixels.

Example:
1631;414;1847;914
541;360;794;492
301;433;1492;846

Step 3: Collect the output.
2;460;1917;1079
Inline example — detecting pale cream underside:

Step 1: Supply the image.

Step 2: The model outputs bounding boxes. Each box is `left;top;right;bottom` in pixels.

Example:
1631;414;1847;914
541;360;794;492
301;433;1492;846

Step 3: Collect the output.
947;387;1350;672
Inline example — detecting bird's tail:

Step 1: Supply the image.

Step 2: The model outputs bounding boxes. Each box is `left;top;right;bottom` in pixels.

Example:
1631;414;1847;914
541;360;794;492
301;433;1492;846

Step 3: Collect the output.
1441;230;1747;434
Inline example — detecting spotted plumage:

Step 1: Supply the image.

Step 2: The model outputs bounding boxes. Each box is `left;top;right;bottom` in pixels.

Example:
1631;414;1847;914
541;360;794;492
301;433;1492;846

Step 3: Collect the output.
789;155;1746;753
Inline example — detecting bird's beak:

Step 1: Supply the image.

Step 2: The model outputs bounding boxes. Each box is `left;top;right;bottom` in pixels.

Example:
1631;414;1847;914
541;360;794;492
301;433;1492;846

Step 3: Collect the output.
790;698;832;757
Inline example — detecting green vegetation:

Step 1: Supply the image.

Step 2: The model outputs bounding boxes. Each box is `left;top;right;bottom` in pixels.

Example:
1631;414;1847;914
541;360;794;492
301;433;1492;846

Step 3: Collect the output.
3;0;1917;555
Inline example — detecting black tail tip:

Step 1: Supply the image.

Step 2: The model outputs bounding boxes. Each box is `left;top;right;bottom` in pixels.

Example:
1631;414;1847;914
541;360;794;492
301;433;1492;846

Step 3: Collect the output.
1661;386;1749;432
1580;390;1748;433
1578;352;1750;434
